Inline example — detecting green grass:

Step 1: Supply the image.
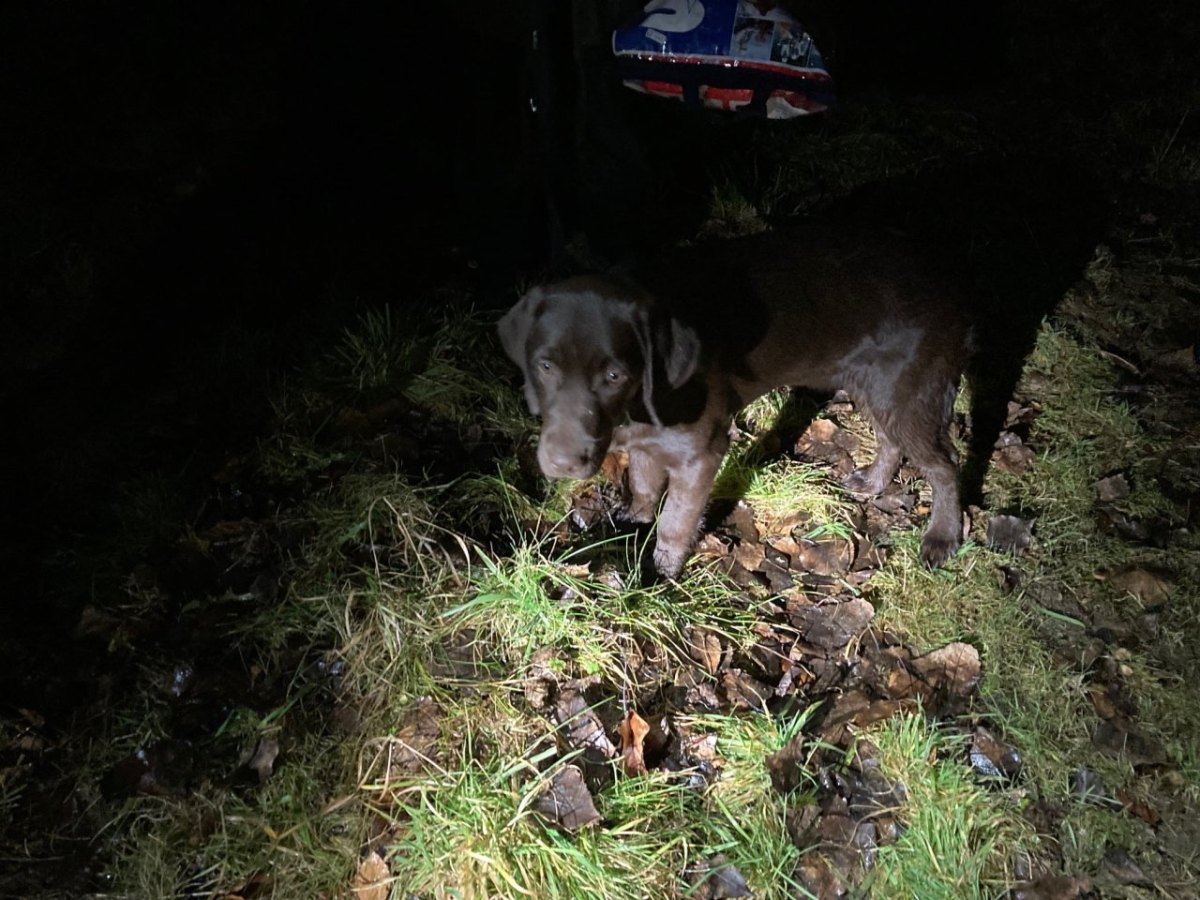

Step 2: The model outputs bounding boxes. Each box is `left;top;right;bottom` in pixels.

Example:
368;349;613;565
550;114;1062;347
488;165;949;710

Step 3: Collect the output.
714;451;848;526
376;699;815;899
869;713;1034;899
449;533;761;685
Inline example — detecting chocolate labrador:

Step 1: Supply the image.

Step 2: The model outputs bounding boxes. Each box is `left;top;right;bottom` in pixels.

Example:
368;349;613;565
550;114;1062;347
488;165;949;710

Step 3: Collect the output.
499;225;973;578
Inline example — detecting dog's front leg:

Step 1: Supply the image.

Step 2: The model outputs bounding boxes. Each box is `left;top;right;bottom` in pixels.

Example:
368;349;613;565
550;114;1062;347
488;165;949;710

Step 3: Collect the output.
626;448;668;523
653;452;722;579
614;424;667;524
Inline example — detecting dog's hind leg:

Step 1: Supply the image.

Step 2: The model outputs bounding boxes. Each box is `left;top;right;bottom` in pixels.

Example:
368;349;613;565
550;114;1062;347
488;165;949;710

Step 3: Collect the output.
897;380;963;567
911;442;962;567
842;421;903;498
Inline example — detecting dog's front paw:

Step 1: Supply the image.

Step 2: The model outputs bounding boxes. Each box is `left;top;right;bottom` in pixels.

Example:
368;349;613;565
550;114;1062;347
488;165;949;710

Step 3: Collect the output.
842;467;888;499
652;543;689;580
621;502;658;525
919;531;961;568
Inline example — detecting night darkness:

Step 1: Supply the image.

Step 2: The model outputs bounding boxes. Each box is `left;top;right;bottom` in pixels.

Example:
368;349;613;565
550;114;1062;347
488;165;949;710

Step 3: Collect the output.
2;0;1200;896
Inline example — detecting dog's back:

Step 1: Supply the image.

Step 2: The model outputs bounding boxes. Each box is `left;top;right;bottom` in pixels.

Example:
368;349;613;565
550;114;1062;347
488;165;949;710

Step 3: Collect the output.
635;225;973;406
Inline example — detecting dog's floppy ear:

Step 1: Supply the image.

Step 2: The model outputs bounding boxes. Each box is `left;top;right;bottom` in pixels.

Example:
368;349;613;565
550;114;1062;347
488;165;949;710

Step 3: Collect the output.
660;317;701;388
498;286;545;415
498;286;543;364
636;309;702;427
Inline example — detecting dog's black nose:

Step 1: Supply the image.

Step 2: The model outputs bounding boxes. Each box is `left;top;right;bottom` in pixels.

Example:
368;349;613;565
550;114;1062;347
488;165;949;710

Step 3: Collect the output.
539;447;598;480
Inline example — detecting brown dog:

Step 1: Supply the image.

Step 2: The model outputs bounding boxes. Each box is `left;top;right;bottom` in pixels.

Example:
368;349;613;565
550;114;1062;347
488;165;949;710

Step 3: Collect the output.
499;225;972;578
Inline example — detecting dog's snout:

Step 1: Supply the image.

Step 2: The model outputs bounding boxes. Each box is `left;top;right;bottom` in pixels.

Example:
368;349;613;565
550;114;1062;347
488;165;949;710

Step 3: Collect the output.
538;444;601;480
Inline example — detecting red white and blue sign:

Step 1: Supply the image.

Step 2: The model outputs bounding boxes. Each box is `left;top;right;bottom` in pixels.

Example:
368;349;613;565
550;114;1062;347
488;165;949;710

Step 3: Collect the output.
613;0;834;119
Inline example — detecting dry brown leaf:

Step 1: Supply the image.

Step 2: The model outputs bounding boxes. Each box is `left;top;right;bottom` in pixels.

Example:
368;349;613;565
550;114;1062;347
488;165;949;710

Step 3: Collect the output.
910;642;982;699
1012;874;1094;900
569;487;610;530
790;537;855;576
986;514;1034;554
217;871;272;900
1100;566;1173;607
791;598;875;650
685;853;751;899
765;734;807;794
387;697;442;773
1152;345;1196;372
686;627;723;675
1095;473;1130;502
733;541;766;571
617;709;650;775
553;690;617;761
721;501;761;543
721;670;771;710
351;852;391;900
988;441;1036;475
248;738;280;783
1116;787;1162;826
533;765;601;831
759;508;812;538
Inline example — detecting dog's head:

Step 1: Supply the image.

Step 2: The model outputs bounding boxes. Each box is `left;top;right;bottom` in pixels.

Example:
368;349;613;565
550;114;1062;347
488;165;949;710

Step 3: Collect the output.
498;276;700;480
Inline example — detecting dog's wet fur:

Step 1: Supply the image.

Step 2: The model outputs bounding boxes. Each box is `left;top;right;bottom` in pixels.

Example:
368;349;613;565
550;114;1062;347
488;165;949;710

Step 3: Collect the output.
499;160;1106;578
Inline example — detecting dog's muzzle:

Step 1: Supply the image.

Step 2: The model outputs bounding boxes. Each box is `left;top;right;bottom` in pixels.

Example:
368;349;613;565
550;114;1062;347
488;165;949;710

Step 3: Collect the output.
536;438;605;480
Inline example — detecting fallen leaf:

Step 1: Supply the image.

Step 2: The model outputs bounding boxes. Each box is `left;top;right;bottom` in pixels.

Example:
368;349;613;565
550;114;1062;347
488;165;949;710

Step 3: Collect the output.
1091;721;1167;769
721;501;760;544
523;648;561;710
1100;566;1173;607
793;852;849;900
351;852;391;900
758;508;812;537
218;871;272;899
533;765;601;831
910;642;982;699
968;727;1022;780
617;710;650;775
1151;345;1196;372
791;598;875;650
386;697;442;773
795;419;859;477
986;514;1034;554
553;690;617;761
334;407;371;435
720;670;771;710
1012;874;1094;900
992;435;1036;473
694;533;731;559
600;449;628;486
733;540;766;572
1115;787;1161;827
685;853;751;899
686;627;723;675
765;734;807;794
248;737;280;783
1095;473;1130;503
569;486;610;530
1103;848;1150;885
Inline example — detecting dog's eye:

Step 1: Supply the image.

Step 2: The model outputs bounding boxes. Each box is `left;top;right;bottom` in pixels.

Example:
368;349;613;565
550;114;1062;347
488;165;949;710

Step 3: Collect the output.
606;368;626;385
538;359;554;374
